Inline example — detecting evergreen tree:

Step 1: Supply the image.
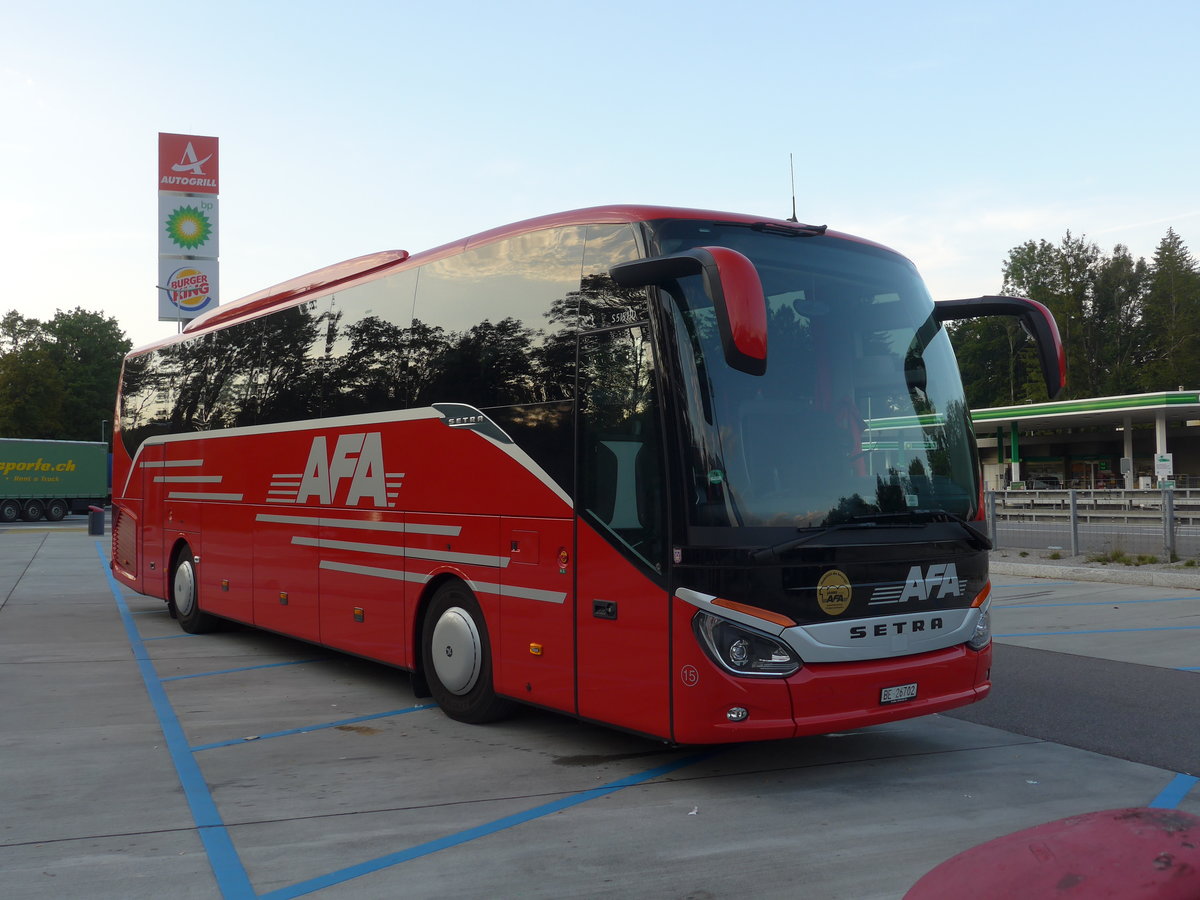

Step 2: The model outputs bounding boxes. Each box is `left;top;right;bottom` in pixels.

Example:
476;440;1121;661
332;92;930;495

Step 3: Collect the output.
1140;228;1200;391
946;316;1027;408
951;231;1169;405
1087;245;1148;396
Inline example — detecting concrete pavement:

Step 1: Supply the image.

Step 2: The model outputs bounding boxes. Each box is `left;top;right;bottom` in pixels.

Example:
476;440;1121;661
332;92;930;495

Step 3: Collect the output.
1;526;1196;899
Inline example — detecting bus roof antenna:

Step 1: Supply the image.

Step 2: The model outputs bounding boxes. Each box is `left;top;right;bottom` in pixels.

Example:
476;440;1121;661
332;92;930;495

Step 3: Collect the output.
787;153;798;223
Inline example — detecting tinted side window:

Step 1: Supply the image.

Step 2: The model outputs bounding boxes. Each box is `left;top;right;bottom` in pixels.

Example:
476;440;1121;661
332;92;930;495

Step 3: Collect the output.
412;227;587;409
579;224;647;328
171;331;248;432
248;300;331;426
120;347;179;456
169;300;330;431
578;324;665;572
325;270;418;416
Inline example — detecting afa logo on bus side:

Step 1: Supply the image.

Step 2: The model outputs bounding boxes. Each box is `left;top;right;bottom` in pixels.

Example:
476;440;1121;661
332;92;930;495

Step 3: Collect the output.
166;266;216;313
297;432;398;507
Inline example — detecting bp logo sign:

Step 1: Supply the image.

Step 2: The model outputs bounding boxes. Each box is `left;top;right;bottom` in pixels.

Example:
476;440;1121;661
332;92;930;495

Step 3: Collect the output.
157;195;219;257
164;205;214;251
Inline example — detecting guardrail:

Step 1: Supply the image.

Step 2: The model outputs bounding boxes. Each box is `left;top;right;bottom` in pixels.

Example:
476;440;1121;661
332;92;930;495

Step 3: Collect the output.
986;489;1191;559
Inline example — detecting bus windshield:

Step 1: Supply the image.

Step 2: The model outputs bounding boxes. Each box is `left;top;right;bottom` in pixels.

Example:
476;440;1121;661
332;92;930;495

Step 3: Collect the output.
650;219;978;533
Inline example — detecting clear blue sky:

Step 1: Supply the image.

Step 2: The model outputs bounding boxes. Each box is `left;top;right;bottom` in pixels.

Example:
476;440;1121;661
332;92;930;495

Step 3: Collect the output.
3;0;1198;349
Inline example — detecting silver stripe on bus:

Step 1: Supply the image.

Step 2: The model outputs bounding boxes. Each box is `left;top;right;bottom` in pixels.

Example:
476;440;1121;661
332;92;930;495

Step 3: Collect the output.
140;459;204;468
868;585;906;605
167;492;245;501
256;513;461;536
318;562;566;605
319;561;429;583
290;535;508;568
154;475;223;483
494;441;571;508
138;408;443;448
471;580;567;605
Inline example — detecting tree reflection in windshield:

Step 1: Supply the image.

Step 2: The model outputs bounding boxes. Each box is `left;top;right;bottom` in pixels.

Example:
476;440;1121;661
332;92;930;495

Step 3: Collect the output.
651;220;978;531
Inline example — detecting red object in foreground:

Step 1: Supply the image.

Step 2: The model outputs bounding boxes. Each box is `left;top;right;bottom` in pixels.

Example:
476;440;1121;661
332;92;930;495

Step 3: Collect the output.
905;808;1200;899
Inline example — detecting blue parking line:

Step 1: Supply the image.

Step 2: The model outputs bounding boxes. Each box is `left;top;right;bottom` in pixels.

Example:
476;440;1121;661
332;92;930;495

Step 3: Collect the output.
96;543;255;899
190;705;436;752
999;597;1194;609
99;541;719;898
162;659;327;682
997;625;1200;637
1150;774;1199;809
992;582;1078;588
144;633;203;641
258;751;716;900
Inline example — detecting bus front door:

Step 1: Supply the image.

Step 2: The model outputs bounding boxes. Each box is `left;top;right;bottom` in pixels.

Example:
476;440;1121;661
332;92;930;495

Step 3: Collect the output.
575;325;672;738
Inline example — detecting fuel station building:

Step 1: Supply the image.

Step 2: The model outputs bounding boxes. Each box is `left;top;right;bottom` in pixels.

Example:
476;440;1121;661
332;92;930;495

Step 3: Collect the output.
972;391;1200;491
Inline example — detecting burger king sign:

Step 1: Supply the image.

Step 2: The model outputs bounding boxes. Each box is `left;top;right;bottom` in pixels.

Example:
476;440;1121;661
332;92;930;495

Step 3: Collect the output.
159;259;219;320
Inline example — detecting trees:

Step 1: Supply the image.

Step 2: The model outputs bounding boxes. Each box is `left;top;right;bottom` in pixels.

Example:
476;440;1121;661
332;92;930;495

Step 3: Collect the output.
1087;244;1149;397
0;308;131;442
950;228;1196;407
1140;228;1200;391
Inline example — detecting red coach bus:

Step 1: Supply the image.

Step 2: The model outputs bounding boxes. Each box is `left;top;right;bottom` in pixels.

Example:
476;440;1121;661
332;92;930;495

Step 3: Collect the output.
111;206;1064;743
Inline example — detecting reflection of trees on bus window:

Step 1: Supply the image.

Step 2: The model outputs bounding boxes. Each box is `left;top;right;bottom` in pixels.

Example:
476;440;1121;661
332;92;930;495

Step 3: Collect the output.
414;316;540;409
578;325;665;571
170;302;326;431
118;350;174;453
118;222;647;484
325;269;417;416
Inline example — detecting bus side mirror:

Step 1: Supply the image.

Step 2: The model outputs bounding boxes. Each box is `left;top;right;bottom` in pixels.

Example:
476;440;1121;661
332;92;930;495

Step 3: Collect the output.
611;246;768;375
933;295;1067;400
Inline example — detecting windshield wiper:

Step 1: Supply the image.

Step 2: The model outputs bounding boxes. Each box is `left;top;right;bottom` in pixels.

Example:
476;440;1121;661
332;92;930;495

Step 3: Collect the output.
928;511;993;552
749;522;886;563
749;510;991;563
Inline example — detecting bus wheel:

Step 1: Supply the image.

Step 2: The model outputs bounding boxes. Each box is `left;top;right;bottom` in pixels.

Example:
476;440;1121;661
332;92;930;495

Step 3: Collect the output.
172;545;218;634
421;582;514;724
0;500;19;523
45;499;68;522
21;499;45;521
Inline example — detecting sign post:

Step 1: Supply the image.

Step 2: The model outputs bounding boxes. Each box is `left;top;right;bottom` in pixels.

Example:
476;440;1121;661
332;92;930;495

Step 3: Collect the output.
157;133;219;324
1154;453;1174;489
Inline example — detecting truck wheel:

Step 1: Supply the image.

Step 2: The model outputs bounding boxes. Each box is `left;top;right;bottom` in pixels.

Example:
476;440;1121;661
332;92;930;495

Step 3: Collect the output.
0;500;19;523
421;581;514;724
22;499;45;522
44;499;68;522
171;544;219;634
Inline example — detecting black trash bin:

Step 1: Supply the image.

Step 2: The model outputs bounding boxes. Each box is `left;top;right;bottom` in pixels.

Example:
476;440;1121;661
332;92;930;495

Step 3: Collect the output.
88;505;105;536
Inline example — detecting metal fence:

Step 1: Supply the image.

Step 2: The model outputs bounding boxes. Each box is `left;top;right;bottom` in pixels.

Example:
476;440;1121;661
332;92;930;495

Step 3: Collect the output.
986;488;1200;560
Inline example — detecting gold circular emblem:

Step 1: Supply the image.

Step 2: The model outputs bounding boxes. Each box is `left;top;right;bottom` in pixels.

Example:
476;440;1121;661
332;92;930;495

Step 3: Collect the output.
816;569;853;616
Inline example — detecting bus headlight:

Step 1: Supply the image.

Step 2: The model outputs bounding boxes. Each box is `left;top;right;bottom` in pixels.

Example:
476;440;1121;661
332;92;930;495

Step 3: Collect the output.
693;611;801;677
967;602;991;650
